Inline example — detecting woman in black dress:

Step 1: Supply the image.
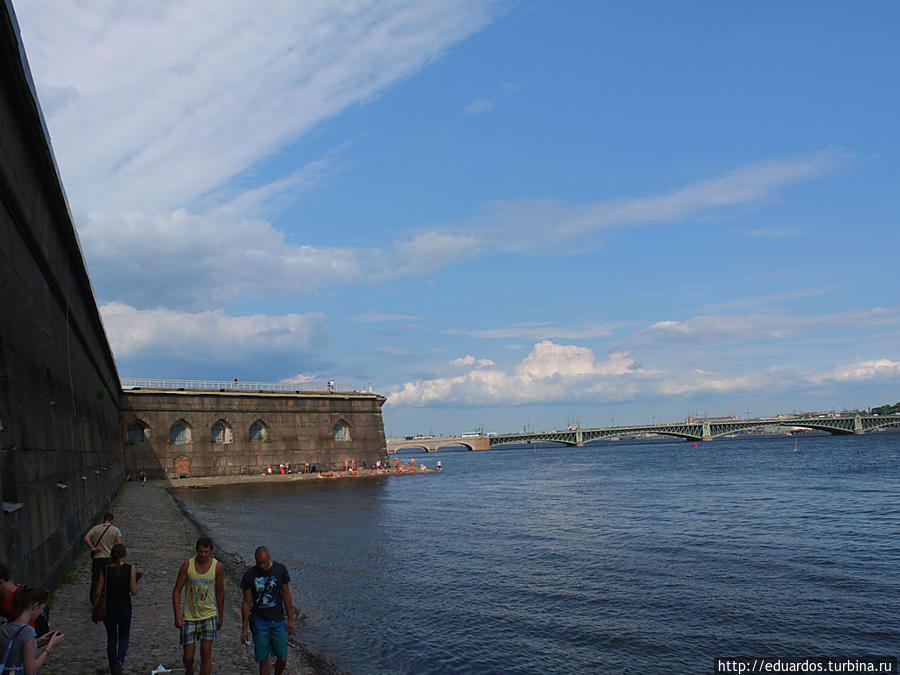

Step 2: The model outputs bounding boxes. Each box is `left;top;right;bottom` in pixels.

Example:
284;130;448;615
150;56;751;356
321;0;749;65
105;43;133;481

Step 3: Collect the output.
94;543;137;675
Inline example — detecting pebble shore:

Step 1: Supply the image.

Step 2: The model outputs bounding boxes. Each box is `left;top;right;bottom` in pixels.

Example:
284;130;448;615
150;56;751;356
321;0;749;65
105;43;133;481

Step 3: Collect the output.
41;482;317;675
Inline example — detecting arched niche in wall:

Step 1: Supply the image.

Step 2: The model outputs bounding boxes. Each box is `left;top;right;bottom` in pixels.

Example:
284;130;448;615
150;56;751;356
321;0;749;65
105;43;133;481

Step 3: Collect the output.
211;419;233;444
333;420;351;442
170;419;192;445
126;419;150;445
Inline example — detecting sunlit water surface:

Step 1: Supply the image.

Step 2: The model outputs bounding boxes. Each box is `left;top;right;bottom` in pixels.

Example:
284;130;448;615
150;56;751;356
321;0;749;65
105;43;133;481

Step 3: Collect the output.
174;433;900;674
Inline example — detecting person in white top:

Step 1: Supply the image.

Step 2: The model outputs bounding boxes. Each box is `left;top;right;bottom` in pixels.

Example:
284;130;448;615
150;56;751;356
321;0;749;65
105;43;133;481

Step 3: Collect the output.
83;512;123;607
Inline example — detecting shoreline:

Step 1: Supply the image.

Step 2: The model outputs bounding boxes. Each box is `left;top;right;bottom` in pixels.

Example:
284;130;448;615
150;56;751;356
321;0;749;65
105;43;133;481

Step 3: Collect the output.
167;490;341;675
158;460;436;489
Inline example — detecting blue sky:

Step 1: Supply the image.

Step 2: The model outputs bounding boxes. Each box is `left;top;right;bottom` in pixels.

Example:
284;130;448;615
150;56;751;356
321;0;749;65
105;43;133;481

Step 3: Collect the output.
14;1;900;436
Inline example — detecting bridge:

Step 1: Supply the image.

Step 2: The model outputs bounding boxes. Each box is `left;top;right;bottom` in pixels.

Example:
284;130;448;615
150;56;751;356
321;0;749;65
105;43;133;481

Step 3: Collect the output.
489;414;899;447
387;435;491;453
387;415;899;453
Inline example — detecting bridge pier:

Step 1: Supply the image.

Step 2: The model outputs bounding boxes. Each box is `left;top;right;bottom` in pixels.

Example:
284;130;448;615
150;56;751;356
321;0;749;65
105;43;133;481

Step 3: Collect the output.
701;422;712;442
575;428;583;447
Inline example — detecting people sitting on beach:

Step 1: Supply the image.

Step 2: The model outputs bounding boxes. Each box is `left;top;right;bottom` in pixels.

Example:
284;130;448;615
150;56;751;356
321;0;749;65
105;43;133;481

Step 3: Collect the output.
0;586;64;673
94;543;137;675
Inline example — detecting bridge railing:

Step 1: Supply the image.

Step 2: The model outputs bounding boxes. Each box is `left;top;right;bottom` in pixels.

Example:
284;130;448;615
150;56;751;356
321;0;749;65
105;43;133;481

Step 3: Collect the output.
121;377;374;394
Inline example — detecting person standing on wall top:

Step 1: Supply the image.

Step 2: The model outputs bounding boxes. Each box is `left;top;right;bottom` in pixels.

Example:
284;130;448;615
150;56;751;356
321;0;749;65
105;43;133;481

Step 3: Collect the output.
172;537;224;675
327;379;335;393
240;546;294;675
83;513;122;608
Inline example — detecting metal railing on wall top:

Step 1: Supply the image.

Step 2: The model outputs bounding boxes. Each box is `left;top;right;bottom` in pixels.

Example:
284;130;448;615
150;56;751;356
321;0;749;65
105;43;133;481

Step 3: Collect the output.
120;377;373;394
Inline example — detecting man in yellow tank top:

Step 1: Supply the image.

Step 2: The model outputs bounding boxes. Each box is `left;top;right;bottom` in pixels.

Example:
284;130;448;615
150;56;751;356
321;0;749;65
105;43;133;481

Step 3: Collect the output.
172;537;224;675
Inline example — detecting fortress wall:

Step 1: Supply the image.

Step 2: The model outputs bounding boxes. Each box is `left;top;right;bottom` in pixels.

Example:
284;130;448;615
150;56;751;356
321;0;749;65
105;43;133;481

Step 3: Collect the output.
121;390;388;478
0;1;123;585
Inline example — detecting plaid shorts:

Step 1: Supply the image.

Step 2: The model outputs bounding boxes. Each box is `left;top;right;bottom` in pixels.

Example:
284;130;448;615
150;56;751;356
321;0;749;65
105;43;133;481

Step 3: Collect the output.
180;615;218;645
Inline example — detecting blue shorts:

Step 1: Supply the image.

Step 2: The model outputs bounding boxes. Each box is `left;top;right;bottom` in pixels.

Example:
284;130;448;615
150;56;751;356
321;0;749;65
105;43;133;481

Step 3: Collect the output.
252;617;288;661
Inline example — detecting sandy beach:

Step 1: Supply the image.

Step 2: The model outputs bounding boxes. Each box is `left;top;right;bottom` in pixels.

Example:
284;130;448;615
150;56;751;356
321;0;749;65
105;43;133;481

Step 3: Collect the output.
165;461;435;489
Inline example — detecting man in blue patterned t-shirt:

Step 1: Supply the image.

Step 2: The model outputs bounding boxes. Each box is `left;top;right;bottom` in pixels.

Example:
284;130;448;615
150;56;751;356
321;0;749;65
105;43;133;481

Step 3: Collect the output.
239;546;294;675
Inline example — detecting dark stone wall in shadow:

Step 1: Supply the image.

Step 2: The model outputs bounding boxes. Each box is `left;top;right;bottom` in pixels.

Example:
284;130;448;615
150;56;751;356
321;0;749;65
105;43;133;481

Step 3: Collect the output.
0;1;123;586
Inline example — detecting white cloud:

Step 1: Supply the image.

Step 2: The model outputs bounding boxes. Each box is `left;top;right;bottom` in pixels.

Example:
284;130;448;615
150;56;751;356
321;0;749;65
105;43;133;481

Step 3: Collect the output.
80;210;360;308
451;355;495;368
810;359;900;384
463;82;516;115
387;340;651;406
647;307;900;344
17;0;505;212
386;337;900;408
100;302;328;361
463;97;494;115
656;370;772;396
77;150;848;308
453;151;845;253
279;373;315;384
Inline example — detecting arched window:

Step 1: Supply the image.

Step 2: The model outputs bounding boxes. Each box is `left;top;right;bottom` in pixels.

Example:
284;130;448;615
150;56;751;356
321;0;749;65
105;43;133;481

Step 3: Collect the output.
249;420;268;442
211;419;233;444
170;420;192;445
333;421;351;442
126;419;149;445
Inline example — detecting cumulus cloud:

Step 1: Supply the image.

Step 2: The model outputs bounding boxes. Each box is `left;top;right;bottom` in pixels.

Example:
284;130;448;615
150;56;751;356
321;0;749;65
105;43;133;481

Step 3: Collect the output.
386;338;900;408
100;302;328;362
387;340;651;406
17;0;504;213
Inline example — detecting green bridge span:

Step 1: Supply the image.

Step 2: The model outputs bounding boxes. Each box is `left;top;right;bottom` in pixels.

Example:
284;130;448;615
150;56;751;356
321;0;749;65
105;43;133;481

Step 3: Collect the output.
490;414;899;447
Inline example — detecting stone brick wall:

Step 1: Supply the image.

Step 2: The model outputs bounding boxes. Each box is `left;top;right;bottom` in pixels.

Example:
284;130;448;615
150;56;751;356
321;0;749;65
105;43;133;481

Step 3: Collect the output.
0;2;123;585
121;390;388;478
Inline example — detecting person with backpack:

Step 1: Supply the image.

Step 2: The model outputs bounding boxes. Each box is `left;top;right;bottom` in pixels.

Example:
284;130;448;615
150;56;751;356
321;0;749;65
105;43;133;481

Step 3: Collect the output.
83;513;122;607
93;544;137;675
0;587;64;674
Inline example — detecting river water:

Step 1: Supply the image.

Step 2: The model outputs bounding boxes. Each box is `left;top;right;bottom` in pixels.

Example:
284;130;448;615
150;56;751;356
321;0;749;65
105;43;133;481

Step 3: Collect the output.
173;433;900;674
